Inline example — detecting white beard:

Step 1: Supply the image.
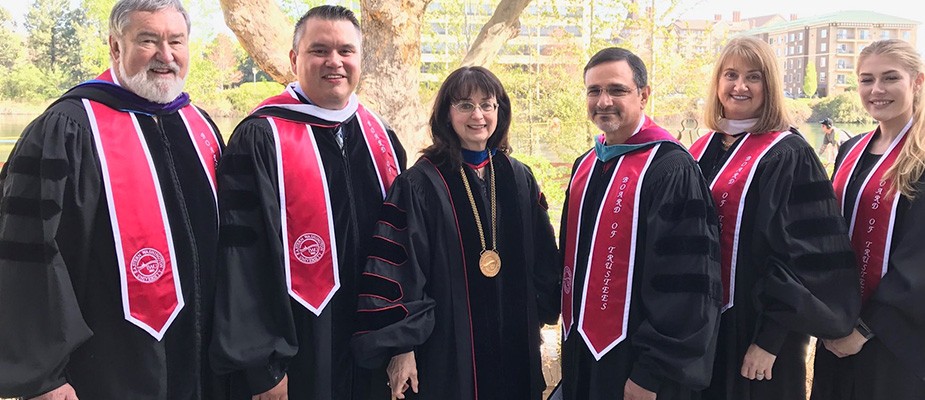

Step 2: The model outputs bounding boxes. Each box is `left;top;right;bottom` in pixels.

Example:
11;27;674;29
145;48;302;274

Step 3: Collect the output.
118;58;186;104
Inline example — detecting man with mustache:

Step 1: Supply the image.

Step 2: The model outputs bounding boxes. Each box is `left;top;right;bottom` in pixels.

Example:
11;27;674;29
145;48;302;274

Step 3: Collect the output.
0;0;226;399
555;47;722;400
210;5;406;400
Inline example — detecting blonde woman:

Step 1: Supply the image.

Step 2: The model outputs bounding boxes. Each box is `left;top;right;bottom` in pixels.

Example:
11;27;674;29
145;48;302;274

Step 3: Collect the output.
687;36;860;400
812;39;925;399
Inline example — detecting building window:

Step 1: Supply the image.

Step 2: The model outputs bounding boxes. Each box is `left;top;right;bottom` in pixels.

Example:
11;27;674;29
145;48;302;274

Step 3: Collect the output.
820;72;826;82
838;29;848;39
820;57;826;67
798;45;803;54
821;42;827;52
860;29;870;39
837;59;847;69
837;74;846;84
821;29;827;38
881;31;891;39
799;32;804;40
904;31;911;40
790;33;795;41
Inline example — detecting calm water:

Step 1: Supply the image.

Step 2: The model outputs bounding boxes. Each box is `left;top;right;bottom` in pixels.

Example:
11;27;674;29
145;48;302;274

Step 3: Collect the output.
0;113;877;163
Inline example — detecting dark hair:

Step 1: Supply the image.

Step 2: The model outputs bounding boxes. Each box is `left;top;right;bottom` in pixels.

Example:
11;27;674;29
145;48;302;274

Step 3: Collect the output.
293;5;361;50
423;66;512;168
820;118;834;127
584;47;648;88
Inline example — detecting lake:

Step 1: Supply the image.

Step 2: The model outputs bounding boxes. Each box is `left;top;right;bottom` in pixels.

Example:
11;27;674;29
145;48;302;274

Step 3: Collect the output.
0;113;877;163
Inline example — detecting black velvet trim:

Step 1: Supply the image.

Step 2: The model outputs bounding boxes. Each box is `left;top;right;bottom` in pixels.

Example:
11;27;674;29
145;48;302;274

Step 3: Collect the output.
9;156;69;180
219;225;258;247
537;191;549;210
358;272;403;302
786;217;845;239
0;197;61;219
355;304;409;332
651;273;712;295
378;202;407;231
368;235;407;266
654;235;715;256
792;251;856;271
790;181;836;205
218;154;255;175
0;240;52;263
220;190;260;211
658;199;708;221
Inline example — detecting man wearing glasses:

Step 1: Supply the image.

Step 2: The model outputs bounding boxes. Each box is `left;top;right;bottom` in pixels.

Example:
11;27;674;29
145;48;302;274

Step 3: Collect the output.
555;47;722;400
210;5;406;400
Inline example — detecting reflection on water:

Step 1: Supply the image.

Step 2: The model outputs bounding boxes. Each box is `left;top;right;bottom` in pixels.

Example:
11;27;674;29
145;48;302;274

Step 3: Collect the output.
1;113;878;163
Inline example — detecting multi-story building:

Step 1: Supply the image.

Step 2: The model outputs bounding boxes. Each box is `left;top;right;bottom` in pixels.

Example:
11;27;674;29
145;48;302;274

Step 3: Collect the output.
743;11;919;97
671;11;786;55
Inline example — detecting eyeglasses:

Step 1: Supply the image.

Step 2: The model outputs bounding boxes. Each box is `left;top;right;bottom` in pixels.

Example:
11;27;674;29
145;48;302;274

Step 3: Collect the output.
452;101;498;114
586;86;638;98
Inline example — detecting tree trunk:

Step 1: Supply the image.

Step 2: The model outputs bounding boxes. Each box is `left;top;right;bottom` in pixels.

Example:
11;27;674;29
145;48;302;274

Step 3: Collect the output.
359;0;432;153
218;0;294;85
459;0;531;68
219;0;533;154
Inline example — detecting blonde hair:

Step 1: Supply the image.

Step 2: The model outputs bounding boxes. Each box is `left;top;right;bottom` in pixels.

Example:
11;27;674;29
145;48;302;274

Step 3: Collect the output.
704;36;792;134
857;40;925;198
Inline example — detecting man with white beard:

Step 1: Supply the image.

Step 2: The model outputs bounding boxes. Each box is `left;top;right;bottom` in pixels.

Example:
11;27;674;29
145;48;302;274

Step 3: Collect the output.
0;0;228;399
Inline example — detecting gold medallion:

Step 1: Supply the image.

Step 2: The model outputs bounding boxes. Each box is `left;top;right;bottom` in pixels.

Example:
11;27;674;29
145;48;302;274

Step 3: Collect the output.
460;152;502;279
479;250;501;277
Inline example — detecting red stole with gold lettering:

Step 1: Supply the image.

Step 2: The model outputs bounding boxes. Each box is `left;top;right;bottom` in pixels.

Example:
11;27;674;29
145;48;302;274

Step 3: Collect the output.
561;144;660;360
259;87;400;315
689;131;790;312
83;72;220;339
832;121;910;303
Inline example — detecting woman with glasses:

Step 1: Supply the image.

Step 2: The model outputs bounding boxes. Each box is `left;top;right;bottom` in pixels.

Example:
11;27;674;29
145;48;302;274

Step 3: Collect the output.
811;39;925;399
352;66;560;399
687;36;860;400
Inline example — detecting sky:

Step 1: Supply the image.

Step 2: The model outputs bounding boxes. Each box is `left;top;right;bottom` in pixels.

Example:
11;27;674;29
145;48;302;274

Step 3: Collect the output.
3;0;924;54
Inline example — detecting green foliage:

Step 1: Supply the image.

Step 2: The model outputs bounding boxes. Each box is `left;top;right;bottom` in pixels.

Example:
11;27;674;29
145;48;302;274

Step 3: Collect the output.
811;92;872;124
0;8;24;70
786;98;813;124
223;81;286;114
803;61;818;98
0;63;67;101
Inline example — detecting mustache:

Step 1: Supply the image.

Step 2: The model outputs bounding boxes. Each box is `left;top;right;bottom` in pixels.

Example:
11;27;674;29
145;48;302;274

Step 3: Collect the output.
148;60;180;74
593;107;621;115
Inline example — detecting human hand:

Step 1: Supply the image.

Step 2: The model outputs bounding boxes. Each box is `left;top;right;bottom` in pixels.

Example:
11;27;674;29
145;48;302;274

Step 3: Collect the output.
822;329;869;358
740;343;776;381
387;351;419;399
623;378;656;400
30;383;78;400
252;374;287;400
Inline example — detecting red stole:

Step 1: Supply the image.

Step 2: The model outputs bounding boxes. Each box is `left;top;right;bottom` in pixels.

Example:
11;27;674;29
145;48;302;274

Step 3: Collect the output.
83;95;219;340
261;89;400;315
561;144;661;360
690;131;790;312
832;122;910;303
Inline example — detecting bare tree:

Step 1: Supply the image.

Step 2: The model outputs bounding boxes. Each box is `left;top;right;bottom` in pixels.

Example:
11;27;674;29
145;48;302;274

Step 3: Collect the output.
219;0;533;151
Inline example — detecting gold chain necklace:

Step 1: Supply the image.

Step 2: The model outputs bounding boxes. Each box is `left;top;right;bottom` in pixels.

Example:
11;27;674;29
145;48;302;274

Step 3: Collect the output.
459;152;501;277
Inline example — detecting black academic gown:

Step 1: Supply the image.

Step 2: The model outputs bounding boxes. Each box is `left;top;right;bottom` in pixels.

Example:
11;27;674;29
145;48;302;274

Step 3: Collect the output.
811;132;925;399
0;87;225;399
351;154;560;400
559;143;722;400
695;131;861;400
210;105;407;399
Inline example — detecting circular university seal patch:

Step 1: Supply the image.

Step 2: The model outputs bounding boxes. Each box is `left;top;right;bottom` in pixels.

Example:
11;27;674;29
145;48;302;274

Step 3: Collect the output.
294;233;326;264
130;248;167;283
